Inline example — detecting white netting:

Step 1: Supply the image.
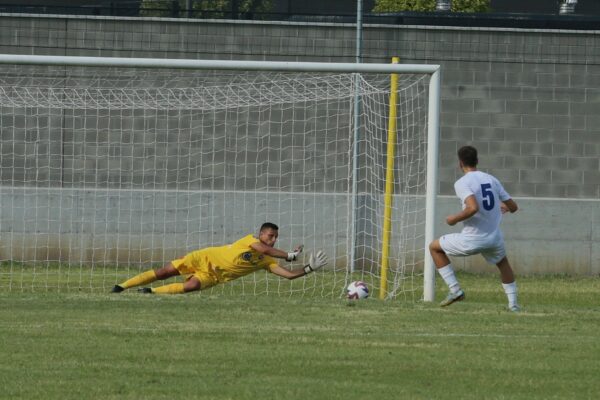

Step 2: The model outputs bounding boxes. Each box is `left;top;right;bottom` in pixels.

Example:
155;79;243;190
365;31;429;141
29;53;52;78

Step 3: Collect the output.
0;64;430;300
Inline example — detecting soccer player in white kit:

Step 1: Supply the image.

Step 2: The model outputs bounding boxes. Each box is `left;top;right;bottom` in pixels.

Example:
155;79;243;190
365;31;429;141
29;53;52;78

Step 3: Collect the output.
429;146;521;311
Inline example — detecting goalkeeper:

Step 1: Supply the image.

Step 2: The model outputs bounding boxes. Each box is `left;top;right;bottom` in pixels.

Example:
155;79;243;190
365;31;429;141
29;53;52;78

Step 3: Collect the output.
111;222;327;294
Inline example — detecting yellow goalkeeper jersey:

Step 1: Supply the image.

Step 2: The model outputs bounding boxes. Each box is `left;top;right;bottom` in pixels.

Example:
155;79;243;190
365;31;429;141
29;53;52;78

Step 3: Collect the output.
183;234;279;283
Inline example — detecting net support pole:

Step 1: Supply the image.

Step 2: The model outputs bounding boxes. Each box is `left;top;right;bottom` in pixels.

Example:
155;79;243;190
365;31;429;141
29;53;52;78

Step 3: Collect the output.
423;69;441;302
379;57;399;300
349;0;363;273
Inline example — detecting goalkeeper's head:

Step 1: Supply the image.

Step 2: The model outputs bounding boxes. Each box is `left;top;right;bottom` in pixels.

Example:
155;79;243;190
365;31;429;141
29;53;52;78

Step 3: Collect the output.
258;222;279;247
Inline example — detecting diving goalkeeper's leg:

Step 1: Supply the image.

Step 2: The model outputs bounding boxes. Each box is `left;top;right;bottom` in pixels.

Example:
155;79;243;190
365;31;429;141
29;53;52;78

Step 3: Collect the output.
140;276;201;295
111;263;180;293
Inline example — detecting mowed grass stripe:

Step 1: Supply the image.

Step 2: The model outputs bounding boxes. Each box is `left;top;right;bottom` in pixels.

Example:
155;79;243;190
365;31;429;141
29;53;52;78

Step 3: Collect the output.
1;274;599;400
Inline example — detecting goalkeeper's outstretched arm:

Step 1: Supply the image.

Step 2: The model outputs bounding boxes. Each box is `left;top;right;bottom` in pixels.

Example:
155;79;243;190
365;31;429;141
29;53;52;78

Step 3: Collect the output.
251;242;304;261
270;251;328;280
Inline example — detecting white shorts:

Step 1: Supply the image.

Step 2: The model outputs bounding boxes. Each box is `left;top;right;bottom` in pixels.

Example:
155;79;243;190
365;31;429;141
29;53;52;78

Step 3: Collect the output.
439;232;506;265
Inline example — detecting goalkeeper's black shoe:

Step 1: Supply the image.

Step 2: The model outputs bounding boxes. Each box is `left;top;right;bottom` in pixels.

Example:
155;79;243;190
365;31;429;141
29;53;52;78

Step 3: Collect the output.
111;284;125;293
138;287;153;294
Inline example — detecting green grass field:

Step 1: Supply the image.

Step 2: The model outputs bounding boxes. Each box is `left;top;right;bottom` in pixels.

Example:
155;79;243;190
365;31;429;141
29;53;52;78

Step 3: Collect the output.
1;273;599;400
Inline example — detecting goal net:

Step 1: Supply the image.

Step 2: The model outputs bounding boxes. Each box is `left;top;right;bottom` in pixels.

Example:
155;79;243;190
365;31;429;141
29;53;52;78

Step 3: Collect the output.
0;56;439;300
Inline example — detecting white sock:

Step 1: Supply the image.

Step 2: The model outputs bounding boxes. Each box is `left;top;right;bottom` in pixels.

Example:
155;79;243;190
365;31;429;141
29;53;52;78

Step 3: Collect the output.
438;264;461;294
502;281;518;307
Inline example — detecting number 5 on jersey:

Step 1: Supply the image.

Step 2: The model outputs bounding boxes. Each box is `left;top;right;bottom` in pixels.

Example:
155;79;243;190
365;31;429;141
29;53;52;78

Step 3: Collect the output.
481;183;495;211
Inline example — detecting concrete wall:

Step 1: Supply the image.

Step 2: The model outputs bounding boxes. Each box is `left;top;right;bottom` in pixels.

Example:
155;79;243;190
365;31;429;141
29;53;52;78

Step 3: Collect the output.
0;13;599;275
1;14;598;198
0;188;353;266
0;187;425;273
436;196;600;275
2;187;598;275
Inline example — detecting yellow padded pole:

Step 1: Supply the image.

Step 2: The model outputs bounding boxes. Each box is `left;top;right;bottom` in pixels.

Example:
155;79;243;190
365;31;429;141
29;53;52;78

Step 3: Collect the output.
379;57;399;300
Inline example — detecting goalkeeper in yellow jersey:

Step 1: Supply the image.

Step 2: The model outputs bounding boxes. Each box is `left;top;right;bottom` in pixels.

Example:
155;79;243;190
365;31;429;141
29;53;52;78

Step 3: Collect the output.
111;222;327;294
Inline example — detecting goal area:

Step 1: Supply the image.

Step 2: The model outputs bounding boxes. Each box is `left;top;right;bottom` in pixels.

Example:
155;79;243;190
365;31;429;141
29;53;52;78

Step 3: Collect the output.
0;55;440;301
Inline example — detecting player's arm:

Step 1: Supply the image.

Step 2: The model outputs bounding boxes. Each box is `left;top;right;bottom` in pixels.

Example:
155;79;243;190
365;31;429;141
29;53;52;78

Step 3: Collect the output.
501;198;518;214
269;251;328;280
446;194;479;226
269;265;306;280
496;178;518;214
250;242;304;261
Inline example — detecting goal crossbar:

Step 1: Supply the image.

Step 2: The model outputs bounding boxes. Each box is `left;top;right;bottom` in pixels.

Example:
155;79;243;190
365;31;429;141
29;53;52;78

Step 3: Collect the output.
0;54;439;75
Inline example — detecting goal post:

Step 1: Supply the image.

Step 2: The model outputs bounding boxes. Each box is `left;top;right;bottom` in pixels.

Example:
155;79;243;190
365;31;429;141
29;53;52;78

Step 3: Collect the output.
0;54;439;301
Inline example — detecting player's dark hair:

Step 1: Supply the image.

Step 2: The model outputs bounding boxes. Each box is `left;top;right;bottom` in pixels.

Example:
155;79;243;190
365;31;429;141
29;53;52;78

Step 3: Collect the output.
260;222;279;232
457;146;478;167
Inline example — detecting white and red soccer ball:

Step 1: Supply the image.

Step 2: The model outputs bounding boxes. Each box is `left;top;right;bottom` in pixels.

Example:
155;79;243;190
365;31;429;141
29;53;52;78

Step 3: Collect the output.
346;280;369;299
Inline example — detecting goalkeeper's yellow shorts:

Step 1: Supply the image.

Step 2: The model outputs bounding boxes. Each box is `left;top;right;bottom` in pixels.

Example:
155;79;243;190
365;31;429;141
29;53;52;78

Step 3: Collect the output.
171;252;219;290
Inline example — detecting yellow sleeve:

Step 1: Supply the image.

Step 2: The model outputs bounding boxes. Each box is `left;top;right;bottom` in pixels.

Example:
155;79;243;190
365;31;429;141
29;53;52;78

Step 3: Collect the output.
235;234;279;271
267;262;279;272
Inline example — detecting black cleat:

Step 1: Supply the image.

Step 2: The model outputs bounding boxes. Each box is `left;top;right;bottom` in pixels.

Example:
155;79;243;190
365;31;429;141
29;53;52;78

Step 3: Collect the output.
138;287;153;294
111;284;125;293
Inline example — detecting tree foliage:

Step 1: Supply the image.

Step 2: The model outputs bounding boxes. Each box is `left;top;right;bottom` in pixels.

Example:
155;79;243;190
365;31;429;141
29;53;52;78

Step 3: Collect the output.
372;0;491;13
140;0;273;18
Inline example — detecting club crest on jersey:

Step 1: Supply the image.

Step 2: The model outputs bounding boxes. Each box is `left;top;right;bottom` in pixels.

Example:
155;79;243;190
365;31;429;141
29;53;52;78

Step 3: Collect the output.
242;252;252;261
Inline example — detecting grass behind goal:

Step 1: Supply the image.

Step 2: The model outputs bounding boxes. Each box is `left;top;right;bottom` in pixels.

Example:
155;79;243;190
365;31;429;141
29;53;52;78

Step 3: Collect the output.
1;273;599;400
0;261;421;301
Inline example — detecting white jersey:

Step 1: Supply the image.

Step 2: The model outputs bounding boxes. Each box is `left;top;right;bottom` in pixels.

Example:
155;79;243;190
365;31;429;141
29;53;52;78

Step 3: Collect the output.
453;171;511;238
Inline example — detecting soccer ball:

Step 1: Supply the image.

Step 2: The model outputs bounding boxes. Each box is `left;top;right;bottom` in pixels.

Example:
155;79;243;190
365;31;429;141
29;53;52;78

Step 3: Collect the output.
346;281;369;300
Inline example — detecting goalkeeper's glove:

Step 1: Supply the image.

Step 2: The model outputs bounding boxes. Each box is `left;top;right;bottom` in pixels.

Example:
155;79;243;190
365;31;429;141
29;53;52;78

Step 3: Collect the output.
303;250;328;274
286;245;304;262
